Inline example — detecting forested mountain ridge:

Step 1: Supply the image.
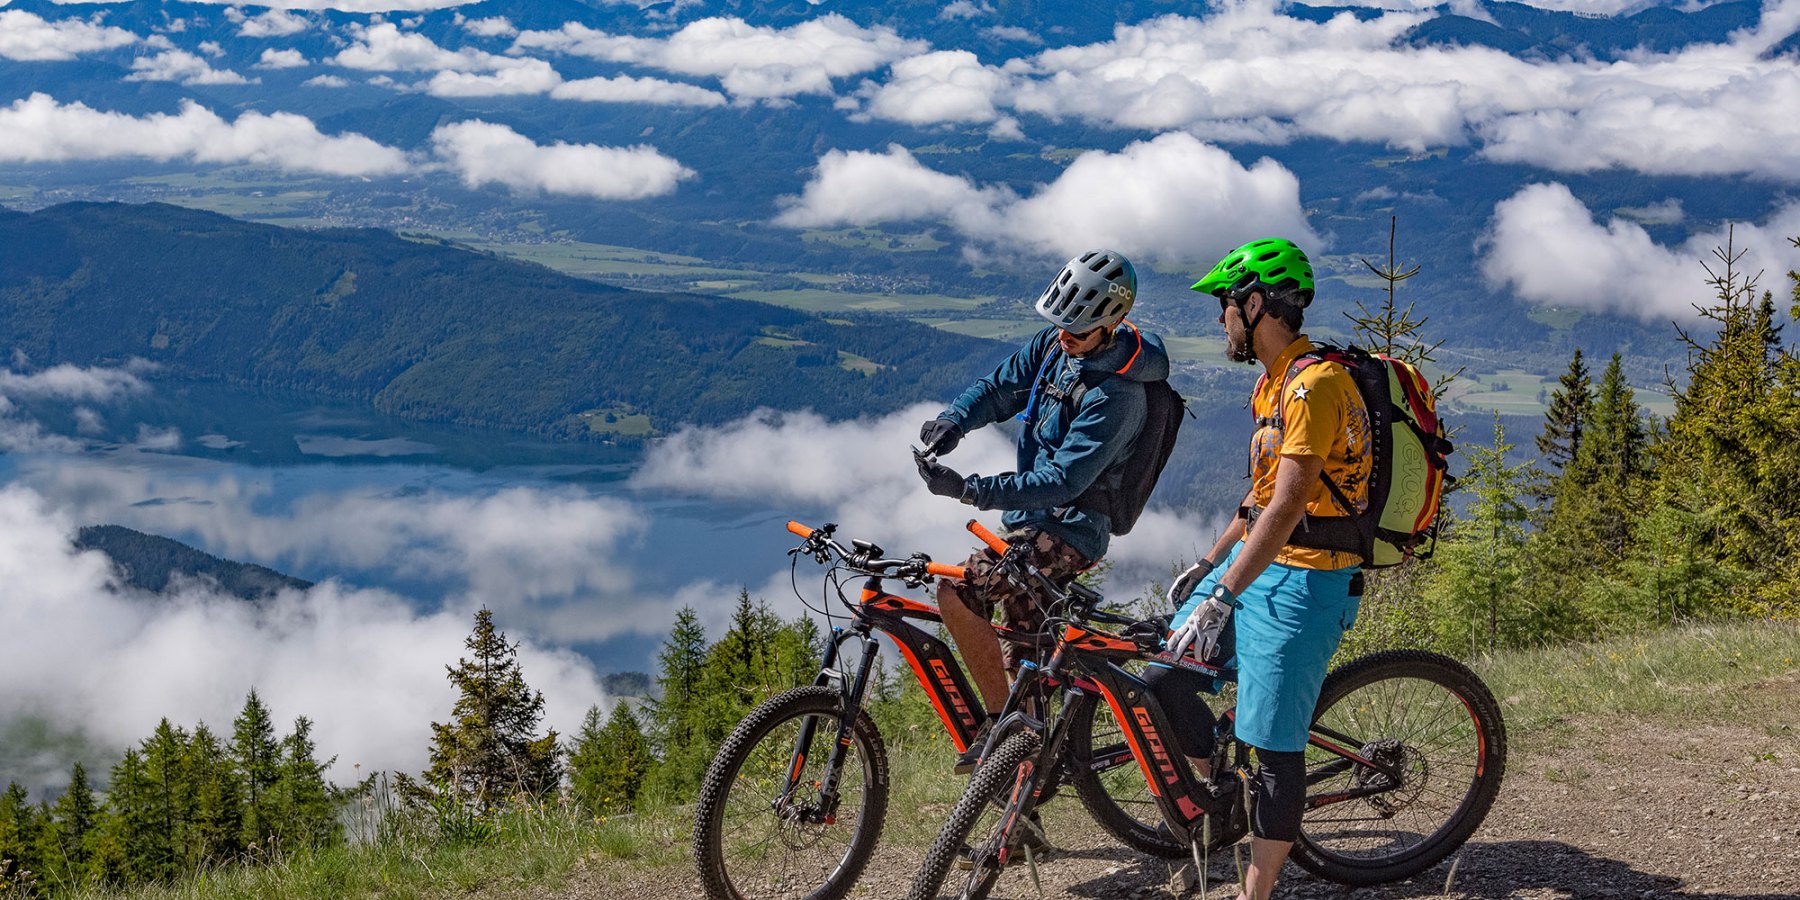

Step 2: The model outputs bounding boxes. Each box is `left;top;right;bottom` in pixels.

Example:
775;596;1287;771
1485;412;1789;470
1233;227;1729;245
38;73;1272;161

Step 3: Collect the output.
73;525;313;601
0;203;1007;436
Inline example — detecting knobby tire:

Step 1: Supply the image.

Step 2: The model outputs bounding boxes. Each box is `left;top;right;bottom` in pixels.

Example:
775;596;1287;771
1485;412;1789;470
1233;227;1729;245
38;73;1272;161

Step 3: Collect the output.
694;686;890;900
907;730;1044;900
1291;649;1507;886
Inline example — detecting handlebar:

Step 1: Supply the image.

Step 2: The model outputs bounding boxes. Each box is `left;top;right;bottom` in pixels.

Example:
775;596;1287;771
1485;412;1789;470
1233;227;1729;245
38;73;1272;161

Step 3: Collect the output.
787;520;967;584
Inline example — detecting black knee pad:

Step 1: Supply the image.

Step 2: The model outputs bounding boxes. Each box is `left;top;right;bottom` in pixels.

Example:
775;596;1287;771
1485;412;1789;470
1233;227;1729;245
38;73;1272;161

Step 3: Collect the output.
1251;749;1305;842
1141;665;1217;759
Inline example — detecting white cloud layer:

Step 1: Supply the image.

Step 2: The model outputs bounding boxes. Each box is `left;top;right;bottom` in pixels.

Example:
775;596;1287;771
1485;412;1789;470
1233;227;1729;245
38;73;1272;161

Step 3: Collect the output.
550;74;727;107
127;48;254;85
236;8;310;38
633;404;1225;608
0;483;607;785
429;120;696;200
0;94;693;201
0;9;135;61
776;133;1316;267
0;94;409;176
513;14;927;102
1479;182;1800;320
257;47;309;69
853;1;1800;181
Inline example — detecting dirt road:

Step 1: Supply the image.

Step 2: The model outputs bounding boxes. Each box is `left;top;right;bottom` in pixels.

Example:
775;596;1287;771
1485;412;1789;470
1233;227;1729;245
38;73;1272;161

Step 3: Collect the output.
555;676;1800;899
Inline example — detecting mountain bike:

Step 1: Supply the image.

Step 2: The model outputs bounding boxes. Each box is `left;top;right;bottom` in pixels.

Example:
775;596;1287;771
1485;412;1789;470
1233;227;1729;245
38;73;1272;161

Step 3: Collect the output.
909;530;1508;900
693;519;1184;900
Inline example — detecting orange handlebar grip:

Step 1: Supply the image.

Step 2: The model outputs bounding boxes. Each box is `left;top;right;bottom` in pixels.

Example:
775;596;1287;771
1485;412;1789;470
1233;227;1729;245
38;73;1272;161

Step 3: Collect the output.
966;519;1008;554
926;562;967;580
787;520;815;538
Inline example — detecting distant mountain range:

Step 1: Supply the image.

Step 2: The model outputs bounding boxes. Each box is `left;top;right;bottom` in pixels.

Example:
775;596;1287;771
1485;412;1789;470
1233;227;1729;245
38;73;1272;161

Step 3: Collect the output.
74;524;313;600
0;202;1007;436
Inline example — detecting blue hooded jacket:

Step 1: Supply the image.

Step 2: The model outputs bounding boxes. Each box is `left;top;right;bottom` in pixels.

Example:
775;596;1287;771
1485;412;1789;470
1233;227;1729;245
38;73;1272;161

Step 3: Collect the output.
940;322;1172;562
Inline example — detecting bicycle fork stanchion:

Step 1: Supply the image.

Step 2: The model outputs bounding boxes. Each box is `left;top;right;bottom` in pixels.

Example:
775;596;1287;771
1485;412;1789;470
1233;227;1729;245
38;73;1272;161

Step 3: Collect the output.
815;633;882;823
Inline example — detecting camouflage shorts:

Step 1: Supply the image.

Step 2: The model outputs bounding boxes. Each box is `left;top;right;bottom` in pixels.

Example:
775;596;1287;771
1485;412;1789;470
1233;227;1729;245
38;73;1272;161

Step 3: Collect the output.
953;528;1092;668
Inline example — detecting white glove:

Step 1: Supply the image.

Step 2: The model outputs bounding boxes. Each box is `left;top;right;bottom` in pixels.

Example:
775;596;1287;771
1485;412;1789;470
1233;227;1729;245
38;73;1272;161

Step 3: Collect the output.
1165;558;1215;607
1166;585;1237;662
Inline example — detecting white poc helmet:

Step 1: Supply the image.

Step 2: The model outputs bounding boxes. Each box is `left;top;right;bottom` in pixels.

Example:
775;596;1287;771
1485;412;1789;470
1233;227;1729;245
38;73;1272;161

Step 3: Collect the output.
1035;249;1137;334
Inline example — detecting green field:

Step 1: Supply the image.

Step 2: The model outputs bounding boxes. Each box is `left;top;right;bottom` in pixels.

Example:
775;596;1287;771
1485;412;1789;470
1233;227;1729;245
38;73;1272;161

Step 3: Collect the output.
458;238;760;280
802;227;949;252
577;408;654;436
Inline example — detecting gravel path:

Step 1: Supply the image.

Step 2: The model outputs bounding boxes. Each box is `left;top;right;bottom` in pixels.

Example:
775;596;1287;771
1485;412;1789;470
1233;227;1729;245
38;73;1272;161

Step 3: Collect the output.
551;676;1800;900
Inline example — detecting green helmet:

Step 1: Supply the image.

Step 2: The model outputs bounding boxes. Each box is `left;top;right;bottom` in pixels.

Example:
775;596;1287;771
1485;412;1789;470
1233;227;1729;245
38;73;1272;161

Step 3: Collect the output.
1191;238;1315;307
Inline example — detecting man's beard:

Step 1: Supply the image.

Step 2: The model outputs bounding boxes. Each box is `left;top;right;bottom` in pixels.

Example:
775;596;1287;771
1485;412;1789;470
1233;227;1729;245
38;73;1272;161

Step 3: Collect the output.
1227;330;1256;363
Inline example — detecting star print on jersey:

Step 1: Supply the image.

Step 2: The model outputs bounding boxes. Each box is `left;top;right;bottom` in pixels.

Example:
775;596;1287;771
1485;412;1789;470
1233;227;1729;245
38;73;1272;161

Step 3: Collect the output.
1291;384;1310;401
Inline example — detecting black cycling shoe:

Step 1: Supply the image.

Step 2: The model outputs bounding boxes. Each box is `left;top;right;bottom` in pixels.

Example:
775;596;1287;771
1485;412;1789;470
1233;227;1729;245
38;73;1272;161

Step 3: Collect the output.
953;714;999;775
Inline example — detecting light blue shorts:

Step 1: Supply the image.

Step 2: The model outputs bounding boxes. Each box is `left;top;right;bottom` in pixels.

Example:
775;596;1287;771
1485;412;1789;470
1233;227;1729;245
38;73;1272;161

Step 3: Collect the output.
1172;542;1360;752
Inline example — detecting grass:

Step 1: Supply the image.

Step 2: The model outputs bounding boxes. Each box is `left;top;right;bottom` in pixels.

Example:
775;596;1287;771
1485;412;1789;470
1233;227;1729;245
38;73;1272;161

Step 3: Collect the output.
69;620;1800;899
65;801;686;900
1472;618;1800;740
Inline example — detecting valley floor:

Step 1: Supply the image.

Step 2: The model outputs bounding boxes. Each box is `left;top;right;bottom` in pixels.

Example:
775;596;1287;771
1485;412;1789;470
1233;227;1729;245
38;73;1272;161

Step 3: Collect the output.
526;672;1800;900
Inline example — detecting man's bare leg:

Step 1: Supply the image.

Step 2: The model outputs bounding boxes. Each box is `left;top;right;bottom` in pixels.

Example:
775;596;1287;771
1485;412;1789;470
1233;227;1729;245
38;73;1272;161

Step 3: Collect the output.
1238;836;1292;900
937;582;1009;713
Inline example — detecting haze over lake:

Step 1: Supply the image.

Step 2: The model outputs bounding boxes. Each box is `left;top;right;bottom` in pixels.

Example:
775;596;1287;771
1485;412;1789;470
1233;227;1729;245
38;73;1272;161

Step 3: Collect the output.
0;369;1217;789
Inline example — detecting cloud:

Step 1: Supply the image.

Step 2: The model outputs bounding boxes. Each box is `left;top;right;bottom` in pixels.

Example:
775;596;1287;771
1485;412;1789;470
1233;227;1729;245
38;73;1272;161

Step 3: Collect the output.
633;404;1224;608
331;20;510;72
0;94;410;177
461;15;516;38
513;14;927;102
776;134;1316;268
0;9;136;61
257;48;308;69
0;483;608;787
858;50;1010;125
238;9;310;38
192;0;476;10
304;73;349;87
127;49;254;85
937;0;994;20
0;363;152;453
429;120;696;200
550;74;728;107
848;3;1800;181
773;143;1010;232
422;57;560;96
1479;182;1800;320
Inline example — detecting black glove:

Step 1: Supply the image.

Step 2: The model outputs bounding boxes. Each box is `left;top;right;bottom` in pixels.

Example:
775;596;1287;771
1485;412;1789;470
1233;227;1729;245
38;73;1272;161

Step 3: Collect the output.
914;450;970;501
920;418;963;455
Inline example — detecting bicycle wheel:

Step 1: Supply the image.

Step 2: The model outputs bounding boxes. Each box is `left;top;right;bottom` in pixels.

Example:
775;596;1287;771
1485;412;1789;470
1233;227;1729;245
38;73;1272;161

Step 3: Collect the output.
1291;649;1507;886
1064;692;1190;858
695;686;890;900
907;730;1044;900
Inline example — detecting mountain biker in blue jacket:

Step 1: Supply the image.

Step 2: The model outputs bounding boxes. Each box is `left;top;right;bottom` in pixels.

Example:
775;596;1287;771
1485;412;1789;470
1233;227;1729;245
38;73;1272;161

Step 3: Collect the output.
915;249;1170;778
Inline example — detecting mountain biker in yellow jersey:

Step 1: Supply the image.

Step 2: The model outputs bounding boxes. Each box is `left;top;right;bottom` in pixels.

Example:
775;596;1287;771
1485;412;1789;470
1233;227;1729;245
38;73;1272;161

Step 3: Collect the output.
914;249;1171;783
1166;238;1371;900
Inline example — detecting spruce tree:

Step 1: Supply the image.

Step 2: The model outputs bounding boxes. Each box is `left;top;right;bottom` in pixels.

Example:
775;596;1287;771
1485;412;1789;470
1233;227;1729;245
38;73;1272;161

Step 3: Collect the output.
426;608;562;806
0;781;41;889
567;704;651;816
184;724;243;867
92;748;154;885
270;717;340;850
231;689;283;853
139;719;190;882
1421;415;1536;654
40;762;97;890
1536;348;1592;473
644;606;709;799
